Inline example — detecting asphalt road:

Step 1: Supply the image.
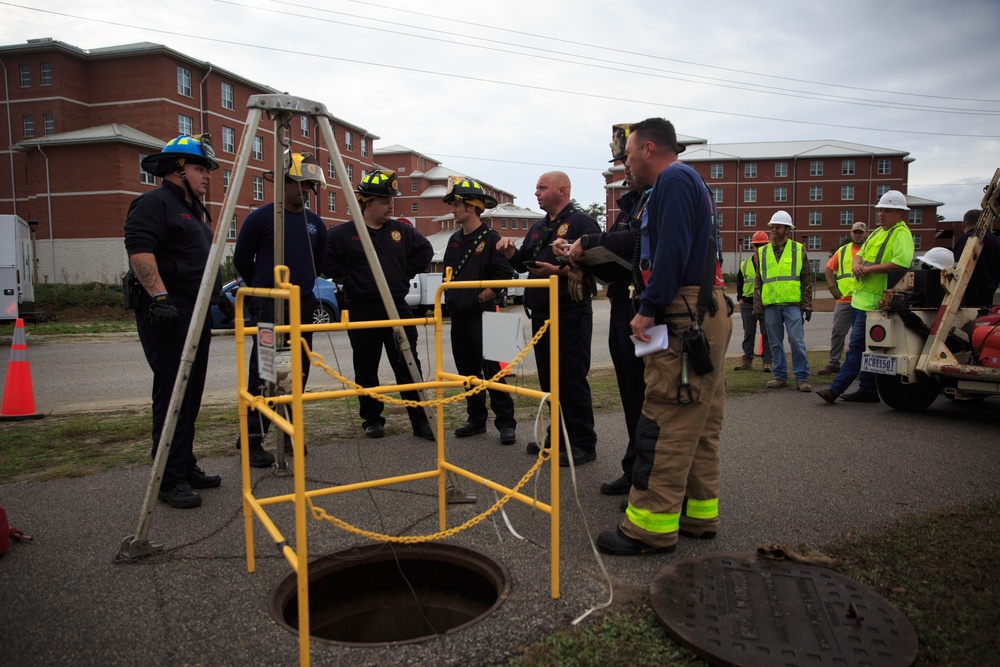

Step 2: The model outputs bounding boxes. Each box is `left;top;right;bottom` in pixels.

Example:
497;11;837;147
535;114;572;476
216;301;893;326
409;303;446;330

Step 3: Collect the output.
4;299;836;415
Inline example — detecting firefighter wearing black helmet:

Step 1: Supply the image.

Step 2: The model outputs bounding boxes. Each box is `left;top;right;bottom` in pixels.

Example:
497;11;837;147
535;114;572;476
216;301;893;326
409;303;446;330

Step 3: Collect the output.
441;177;517;445
124;134;225;509
324;169;434;440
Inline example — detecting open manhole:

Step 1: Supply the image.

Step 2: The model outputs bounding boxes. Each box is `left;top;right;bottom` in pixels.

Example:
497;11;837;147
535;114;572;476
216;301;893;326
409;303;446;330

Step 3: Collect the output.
268;542;510;646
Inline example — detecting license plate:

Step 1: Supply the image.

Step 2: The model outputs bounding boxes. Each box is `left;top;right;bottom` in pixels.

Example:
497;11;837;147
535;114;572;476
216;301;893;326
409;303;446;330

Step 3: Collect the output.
861;353;898;375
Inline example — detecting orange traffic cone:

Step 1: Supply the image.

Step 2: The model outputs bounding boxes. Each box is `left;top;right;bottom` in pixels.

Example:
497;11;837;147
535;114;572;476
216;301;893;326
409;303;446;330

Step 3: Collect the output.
0;318;44;421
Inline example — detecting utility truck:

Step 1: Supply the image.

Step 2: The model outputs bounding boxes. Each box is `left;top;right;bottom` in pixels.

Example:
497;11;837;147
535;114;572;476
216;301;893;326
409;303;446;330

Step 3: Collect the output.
0;215;35;321
862;168;1000;411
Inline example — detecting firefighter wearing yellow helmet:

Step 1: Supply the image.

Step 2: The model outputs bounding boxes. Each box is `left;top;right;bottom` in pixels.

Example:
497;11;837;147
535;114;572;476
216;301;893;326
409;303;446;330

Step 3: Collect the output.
441;176;517;444
233;152;330;467
124;134;225;509
324;168;435;441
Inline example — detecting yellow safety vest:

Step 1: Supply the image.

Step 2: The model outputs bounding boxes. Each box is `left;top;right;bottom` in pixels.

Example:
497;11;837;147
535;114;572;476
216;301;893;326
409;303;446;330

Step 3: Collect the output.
740;257;757;299
758;241;804;306
834;243;858;298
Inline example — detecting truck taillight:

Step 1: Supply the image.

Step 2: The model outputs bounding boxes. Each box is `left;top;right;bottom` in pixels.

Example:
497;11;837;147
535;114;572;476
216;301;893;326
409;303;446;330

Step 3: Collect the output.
869;324;887;343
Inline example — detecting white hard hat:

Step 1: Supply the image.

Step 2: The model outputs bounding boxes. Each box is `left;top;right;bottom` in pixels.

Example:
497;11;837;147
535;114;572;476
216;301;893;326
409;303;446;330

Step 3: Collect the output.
876;190;910;211
768;210;794;227
920;247;954;270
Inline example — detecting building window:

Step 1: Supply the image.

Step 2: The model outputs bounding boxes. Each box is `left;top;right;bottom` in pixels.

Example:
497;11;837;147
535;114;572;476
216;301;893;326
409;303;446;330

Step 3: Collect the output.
842;159;855;176
908;209;922;226
501;219;508;229
809;211;822;226
876;184;890;199
327;158;335;179
744;163;757;179
522;219;529;230
411;203;419;213
43;113;54;135
346;164;353;183
743;212;756;227
841;185;855;201
840;210;854;226
913;234;921;249
810;160;823;176
775;162;788;178
40;62;52;86
177;67;192;97
228;215;237;240
328;192;336;213
345;131;353;151
744;187;757;203
300;116;309;137
222;126;235;153
741;235;754;251
774;186;787;203
877;159;891;175
252;176;264;201
361;139;368;158
252;136;263;161
807;236;821;251
23;115;33;138
178;114;193;135
139;154;156;185
222;169;231;193
221;82;234;110
711;188;723;203
809;186;823;201
19;64;30;87
412;181;418;192
710;164;723;179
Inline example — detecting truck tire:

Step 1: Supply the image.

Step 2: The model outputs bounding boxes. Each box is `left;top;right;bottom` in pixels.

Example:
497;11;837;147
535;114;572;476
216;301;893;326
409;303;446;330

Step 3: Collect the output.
875;373;941;412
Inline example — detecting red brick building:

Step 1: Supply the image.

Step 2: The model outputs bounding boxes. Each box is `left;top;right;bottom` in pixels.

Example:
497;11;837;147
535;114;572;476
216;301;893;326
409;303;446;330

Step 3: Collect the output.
373;145;517;238
0;38;377;283
604;139;942;273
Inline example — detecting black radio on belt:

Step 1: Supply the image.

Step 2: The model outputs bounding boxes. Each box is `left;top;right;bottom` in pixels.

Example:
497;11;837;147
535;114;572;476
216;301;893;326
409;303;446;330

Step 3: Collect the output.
122;269;142;310
681;322;714;376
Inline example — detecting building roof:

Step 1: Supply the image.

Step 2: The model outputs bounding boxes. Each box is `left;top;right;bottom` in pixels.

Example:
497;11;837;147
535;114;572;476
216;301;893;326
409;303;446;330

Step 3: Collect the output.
905;194;945;207
680;139;910;161
0;38;377;138
14;123;164;150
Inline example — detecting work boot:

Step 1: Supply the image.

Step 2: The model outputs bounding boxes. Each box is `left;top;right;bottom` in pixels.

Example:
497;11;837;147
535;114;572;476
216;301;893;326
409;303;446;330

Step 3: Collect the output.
817;365;840;375
762;363;773;373
364;424;385;439
596;527;676;555
248;442;275;468
600;473;631;496
840;390;880;403
186;464;221;489
559;449;596;467
414;423;435;441
733;357;753;371
766;378;787;388
816;388;838;404
797;381;813;392
158;482;202;509
499;427;516;446
454;422;487;437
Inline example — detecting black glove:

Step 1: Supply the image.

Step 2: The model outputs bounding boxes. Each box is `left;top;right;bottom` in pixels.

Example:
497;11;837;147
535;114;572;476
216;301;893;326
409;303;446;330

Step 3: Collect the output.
217;293;235;322
146;292;179;328
802;309;812;322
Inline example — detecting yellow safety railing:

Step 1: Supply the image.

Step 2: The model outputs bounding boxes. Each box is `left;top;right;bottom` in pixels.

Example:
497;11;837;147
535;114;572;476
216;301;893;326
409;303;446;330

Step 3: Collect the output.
234;266;562;663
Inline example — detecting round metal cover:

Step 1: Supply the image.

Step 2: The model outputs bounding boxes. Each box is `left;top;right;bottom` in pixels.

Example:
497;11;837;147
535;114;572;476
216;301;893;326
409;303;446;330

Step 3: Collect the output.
650;552;917;667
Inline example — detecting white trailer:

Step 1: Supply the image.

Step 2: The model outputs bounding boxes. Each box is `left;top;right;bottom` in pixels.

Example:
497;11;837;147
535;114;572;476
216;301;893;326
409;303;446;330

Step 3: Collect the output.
0;215;35;321
405;272;444;316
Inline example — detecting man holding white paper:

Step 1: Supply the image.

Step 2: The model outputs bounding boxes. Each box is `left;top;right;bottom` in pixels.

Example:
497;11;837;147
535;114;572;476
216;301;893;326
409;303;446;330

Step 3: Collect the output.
596;118;731;556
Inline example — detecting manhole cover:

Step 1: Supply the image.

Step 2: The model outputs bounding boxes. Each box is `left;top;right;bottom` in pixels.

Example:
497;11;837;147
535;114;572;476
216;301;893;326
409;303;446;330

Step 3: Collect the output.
269;542;510;646
650;552;917;667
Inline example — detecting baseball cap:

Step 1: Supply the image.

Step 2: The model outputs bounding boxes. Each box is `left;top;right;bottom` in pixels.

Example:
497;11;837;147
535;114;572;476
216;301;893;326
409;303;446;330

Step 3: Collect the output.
851;222;868;232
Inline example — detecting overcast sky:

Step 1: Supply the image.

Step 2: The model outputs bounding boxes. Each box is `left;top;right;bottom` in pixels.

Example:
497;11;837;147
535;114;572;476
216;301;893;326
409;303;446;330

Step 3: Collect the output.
3;0;999;222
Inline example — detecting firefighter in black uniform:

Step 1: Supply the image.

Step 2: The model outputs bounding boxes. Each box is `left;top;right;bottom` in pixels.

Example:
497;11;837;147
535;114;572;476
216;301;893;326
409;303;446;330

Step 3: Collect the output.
124;134;226;509
324;170;434;440
497;171;602;466
441;178;517;445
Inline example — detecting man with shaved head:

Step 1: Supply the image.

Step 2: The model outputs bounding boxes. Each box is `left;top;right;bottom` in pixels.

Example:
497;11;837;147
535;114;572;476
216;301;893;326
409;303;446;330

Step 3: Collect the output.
497;171;602;466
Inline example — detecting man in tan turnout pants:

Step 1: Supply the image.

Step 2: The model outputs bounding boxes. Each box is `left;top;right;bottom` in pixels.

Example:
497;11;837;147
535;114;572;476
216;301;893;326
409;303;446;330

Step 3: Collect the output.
596;118;731;555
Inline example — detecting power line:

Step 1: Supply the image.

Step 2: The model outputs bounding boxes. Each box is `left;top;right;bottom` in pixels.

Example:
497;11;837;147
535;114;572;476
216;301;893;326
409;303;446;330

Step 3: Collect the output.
3;2;999;139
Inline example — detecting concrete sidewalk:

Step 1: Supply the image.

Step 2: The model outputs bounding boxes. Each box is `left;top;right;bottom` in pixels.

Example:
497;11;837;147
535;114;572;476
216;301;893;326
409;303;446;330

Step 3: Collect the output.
1;391;998;666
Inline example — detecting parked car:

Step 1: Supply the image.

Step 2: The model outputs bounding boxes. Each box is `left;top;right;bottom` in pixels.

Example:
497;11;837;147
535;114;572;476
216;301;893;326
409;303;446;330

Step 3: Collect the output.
210;277;341;329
